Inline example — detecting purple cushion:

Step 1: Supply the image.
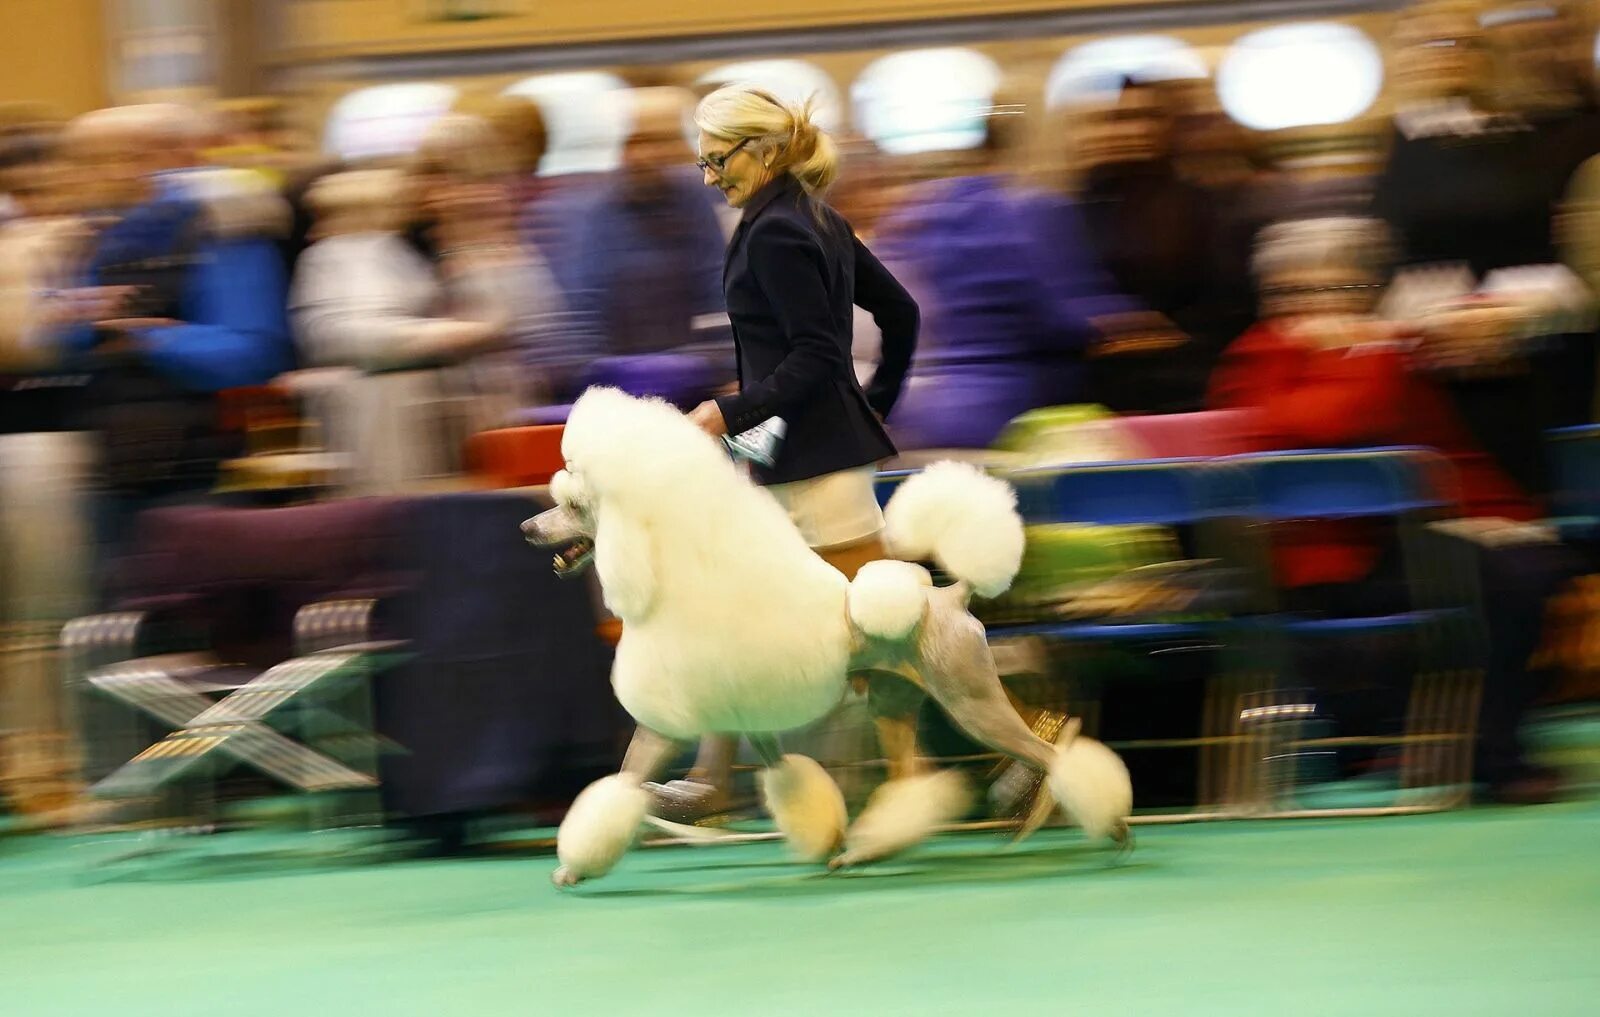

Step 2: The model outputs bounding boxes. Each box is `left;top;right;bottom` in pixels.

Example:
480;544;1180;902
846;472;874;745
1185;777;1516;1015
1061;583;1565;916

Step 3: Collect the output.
581;355;715;408
513;404;571;426
113;497;409;668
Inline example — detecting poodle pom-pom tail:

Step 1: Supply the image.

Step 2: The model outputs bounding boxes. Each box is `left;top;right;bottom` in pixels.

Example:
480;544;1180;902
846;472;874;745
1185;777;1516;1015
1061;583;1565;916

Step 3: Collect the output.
848;560;932;640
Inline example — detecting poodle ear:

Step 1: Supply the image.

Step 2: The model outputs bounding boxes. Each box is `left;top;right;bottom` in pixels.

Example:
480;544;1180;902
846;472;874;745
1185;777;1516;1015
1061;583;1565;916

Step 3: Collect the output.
549;469;579;507
594;502;657;622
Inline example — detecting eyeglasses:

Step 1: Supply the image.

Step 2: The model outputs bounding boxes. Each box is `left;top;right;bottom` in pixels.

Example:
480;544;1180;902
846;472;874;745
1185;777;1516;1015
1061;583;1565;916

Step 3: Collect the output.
1262;282;1381;299
1417;34;1484;49
696;137;749;175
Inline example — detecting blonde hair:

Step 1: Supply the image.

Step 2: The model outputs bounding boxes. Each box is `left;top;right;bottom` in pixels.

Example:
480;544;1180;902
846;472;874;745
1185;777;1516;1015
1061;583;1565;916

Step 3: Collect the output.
415;112;514;180
452;93;546;175
693;84;838;196
66;103;208;150
630;86;692;137
305;168;411;234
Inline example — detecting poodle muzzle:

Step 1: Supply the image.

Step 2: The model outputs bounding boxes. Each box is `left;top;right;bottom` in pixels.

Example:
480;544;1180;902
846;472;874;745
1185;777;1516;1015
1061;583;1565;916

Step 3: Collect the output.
521;505;595;578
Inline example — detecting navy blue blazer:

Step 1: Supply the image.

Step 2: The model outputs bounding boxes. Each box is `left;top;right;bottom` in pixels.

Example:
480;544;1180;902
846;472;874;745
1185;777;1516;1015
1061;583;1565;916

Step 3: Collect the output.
714;174;919;485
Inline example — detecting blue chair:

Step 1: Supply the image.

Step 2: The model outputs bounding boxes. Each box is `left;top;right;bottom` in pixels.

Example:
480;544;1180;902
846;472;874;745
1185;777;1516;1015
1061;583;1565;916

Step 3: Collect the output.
999;459;1262;812
878;460;1250;640
1233;446;1448;518
874;469;913;510
1227;448;1484;812
1021;457;1221;527
1545;425;1600;542
1231;447;1465;628
1005;459;1255;637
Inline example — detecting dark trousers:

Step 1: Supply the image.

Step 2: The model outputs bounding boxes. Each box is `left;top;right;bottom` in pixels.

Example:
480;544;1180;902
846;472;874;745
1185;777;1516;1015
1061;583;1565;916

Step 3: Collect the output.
1286;535;1580;785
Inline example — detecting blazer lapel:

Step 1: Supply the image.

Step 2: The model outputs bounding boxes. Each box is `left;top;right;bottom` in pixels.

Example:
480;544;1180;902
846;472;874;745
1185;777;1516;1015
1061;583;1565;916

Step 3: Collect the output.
723;220;746;289
723;176;795;285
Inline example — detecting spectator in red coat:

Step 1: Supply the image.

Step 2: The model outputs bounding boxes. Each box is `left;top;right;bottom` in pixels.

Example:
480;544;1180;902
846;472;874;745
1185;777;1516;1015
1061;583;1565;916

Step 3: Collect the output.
1209;216;1575;803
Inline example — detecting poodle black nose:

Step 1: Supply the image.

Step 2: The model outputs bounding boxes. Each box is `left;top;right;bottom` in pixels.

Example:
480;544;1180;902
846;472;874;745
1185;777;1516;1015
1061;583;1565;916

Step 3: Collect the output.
520;516;541;539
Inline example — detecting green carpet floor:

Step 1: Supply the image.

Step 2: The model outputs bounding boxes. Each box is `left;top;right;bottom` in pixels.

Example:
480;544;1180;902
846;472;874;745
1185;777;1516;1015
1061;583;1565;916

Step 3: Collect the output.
3;801;1598;1017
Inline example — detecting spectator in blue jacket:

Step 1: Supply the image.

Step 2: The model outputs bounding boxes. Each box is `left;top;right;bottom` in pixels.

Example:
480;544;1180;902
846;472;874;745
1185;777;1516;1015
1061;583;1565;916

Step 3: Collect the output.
60;106;291;396
541;88;733;397
59;105;293;590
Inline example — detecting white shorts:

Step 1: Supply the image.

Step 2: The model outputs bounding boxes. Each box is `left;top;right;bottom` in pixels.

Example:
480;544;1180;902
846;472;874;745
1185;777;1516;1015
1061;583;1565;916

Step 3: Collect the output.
766;466;884;550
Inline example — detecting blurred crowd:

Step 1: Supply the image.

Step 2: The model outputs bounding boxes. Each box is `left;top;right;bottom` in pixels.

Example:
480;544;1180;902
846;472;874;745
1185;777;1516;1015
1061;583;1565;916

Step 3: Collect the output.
4;0;1600;824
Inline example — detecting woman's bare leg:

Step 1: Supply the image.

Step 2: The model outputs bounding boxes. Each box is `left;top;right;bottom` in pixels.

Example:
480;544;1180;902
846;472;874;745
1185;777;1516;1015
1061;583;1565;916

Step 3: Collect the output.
820;536;887;581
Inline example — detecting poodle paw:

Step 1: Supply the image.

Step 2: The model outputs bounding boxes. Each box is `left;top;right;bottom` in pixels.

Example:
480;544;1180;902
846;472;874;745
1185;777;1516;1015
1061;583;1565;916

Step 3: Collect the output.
1110;820;1135;861
1011;779;1057;844
551;865;583;888
826;850;861;871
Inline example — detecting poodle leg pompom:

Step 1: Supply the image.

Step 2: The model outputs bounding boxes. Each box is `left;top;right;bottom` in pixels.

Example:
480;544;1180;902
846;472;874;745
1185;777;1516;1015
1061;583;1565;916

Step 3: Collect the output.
830;769;970;870
759;754;848;863
1046;736;1134;844
1012;716;1083;844
553;774;649;887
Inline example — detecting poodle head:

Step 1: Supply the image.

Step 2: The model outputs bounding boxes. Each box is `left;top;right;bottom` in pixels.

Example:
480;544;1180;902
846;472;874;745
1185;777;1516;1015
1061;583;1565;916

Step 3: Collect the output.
521;468;597;578
559;386;728;496
522;387;729;582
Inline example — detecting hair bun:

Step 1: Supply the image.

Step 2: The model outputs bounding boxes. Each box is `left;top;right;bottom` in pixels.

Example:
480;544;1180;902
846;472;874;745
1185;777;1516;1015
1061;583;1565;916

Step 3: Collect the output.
787;103;820;159
694;83;838;195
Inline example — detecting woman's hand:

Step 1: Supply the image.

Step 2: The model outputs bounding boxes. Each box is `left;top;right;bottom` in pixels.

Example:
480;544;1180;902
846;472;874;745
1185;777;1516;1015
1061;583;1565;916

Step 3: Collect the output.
1088;311;1190;358
94;317;181;332
688;400;729;437
1284;314;1404;351
46;285;135;327
1414;302;1530;376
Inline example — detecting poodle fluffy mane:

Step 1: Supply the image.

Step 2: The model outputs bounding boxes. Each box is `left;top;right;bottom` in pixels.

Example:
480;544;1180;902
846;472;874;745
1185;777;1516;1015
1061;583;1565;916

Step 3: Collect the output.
558;387;853;740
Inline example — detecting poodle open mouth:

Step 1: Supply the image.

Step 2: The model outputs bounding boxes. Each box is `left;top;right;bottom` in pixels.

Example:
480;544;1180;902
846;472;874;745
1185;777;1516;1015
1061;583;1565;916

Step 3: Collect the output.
521;508;596;578
551;536;595;578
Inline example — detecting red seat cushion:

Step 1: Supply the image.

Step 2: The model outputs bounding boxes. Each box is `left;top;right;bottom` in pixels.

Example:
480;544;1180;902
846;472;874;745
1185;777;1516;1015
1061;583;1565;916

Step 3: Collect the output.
466;425;565;488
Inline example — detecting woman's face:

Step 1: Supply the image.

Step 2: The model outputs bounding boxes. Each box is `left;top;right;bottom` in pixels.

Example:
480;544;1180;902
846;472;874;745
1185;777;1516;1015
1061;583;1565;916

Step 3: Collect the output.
1491;8;1587;111
697;130;773;208
1074;86;1171;172
1261;263;1381;320
1394;12;1489;102
3;158;66;218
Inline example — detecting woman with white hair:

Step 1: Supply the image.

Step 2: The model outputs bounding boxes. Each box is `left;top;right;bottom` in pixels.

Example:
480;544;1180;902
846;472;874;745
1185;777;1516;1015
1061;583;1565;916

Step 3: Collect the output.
1209;215;1577;804
411;112;568;408
288;165;509;494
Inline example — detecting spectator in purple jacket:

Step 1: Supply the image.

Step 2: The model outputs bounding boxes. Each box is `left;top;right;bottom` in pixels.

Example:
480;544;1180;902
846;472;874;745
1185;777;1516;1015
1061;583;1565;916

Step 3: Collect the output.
878;97;1165;452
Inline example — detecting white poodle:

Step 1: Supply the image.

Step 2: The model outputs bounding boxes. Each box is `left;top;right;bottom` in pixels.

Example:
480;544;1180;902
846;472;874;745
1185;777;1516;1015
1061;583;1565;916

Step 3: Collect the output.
523;387;1132;886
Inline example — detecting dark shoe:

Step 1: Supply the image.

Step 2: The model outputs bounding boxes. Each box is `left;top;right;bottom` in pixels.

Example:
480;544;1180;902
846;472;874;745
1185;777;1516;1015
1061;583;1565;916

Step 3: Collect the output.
406;815;474;857
1480;765;1565;806
644;778;730;823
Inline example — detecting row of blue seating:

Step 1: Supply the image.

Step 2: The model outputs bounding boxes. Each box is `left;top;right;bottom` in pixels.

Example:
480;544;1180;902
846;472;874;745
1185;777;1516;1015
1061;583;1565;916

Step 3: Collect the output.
877;445;1468;623
874;448;1486;814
